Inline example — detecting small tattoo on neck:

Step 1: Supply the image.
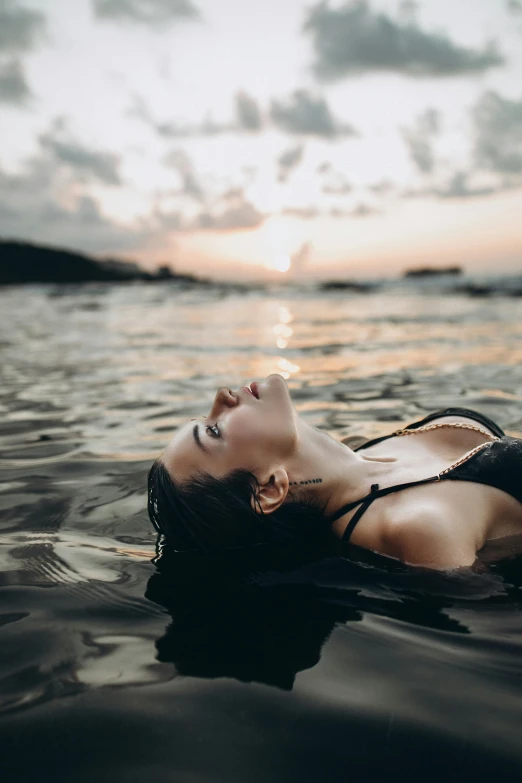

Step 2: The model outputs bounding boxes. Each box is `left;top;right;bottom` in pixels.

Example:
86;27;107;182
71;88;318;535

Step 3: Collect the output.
289;478;323;486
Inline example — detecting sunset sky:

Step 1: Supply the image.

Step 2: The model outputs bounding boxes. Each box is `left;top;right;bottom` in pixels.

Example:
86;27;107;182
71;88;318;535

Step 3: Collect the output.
1;0;522;279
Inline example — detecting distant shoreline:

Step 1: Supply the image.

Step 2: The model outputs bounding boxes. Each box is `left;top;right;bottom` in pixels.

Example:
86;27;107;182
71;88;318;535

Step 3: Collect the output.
1;239;521;296
0;239;204;286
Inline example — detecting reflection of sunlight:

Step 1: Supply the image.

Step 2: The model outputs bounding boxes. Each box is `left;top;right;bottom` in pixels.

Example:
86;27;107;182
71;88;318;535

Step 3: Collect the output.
277;357;301;379
278;305;292;324
273;322;293;350
273;305;294;349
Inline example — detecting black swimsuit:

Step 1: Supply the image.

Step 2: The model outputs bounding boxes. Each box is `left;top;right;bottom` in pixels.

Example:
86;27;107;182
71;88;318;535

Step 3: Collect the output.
329;407;522;542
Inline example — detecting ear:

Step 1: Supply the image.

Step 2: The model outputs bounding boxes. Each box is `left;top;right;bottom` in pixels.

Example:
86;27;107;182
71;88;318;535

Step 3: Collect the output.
252;466;289;515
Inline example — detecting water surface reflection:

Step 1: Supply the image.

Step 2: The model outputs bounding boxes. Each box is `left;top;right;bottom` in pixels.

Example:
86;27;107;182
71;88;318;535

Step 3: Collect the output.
1;282;521;782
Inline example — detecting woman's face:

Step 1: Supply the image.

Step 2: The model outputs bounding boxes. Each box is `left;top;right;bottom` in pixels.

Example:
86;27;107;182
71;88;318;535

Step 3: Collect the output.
162;374;299;483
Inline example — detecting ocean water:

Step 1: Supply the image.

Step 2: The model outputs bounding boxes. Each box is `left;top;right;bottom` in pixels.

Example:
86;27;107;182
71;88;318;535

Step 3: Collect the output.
1;280;522;783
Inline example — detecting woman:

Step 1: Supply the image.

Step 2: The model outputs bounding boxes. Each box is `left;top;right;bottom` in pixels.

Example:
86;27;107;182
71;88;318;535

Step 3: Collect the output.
148;374;522;569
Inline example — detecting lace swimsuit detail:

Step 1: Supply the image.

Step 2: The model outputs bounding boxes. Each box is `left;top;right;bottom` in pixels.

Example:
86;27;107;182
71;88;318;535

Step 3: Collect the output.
329;407;522;543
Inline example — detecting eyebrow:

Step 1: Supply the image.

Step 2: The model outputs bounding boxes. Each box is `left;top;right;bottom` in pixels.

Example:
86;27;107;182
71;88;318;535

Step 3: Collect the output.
193;423;209;454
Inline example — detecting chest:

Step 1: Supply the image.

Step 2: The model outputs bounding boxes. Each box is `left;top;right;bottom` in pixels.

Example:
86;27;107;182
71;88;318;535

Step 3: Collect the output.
349;428;522;549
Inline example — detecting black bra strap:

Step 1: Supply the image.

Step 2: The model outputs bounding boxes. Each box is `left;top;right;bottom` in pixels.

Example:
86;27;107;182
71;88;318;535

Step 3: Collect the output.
354;407;504;452
330;475;441;542
341;485;380;541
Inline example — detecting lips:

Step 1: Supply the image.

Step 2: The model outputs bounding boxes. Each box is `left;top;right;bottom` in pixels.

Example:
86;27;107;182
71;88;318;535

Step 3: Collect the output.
241;382;259;399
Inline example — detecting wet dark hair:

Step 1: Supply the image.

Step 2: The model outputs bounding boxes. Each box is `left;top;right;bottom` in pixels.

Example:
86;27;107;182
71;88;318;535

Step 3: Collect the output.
147;459;333;553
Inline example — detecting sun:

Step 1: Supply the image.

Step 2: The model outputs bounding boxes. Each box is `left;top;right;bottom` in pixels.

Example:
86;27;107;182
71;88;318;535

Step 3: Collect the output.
265;253;291;273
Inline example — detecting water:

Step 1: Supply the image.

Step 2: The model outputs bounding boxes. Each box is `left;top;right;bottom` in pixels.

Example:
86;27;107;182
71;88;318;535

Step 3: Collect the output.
1;281;522;782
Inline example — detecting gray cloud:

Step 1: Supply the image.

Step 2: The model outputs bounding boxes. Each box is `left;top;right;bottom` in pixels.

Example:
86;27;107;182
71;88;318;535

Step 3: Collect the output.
0;57;29;104
128;95;234;138
191;192;265;231
154;189;266;233
369;180;394;195
402;108;441;174
0;0;45;53
282;206;320;219
0;1;46;105
322;181;352;195
317;162;352;193
435;172;497;199
163;149;204;200
303;1;503;80
92;0;199;26
403;172;499;200
473;91;522;175
270;89;356;138
40;124;122;185
163;116;233;138
334;203;380;217
277;144;304;182
283;202;379;219
236;91;263;131
506;0;522;14
132;89;354;141
0;160;150;254
397;1;419;24
316;161;331;174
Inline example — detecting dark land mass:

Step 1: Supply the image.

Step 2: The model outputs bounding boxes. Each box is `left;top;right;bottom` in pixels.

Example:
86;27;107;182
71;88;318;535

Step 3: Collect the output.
319;280;377;292
451;280;522;297
403;266;462;278
0;240;204;286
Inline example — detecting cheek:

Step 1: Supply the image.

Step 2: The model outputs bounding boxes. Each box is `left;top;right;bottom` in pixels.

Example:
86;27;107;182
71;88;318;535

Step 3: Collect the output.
228;409;268;449
227;408;293;453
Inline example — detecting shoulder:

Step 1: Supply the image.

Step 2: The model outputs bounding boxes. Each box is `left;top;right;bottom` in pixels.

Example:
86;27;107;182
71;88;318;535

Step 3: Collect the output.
381;507;476;569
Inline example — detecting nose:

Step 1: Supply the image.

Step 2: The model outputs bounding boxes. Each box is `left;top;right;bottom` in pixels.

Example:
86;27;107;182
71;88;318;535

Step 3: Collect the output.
208;387;238;419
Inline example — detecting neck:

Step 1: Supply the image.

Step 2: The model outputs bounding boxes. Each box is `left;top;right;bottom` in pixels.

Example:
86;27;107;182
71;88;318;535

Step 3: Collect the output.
285;419;383;519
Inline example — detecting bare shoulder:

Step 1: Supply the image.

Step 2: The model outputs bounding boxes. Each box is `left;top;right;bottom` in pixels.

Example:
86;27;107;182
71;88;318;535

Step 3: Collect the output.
380;506;476;570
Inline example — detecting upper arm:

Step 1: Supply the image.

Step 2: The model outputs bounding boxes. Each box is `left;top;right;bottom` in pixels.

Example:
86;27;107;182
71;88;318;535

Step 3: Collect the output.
382;510;477;570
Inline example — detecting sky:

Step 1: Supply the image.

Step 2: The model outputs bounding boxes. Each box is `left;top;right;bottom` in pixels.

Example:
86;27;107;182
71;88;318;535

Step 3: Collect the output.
1;0;522;280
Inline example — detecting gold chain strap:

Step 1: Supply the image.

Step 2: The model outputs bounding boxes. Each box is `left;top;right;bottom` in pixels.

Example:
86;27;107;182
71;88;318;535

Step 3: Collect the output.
392;420;500;479
394;421;500;440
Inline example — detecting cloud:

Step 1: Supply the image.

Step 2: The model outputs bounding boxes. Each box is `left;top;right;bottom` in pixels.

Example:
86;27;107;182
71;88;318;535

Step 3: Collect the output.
290;241;312;276
402;108;441;174
155;187;265;232
322;181;352;195
277;145;304;182
403;172;499;200
0;160;150;254
473;91;522;175
236;91;263;131
282;203;379;219
316;161;331;174
92;0;199;26
317;162;352;193
132;89;353;141
0;0;45;53
0;0;46;105
506;0;522;14
128;94;234;138
282;206;320;219
39;123;122;185
335;203;379;217
192;193;264;231
154;117;233;139
0;58;29;104
270;89;356;138
0;121;152;254
163;149;204;200
435;172;498;199
303;1;503;80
